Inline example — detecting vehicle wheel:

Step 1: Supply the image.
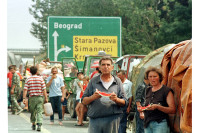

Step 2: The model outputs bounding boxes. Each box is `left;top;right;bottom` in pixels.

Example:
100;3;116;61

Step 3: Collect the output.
67;95;76;118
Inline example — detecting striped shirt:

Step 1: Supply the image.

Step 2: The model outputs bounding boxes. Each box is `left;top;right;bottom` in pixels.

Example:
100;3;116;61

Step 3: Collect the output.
24;75;46;97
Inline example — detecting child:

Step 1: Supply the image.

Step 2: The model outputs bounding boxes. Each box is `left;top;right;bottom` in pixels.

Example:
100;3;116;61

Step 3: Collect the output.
75;76;89;126
62;89;70;120
74;72;84;124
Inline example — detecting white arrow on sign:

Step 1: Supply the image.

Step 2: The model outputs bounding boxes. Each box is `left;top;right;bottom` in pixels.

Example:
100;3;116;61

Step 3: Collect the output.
56;46;71;58
53;31;59;61
52;31;71;61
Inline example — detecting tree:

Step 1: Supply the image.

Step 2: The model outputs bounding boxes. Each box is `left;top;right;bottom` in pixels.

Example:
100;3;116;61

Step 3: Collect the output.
29;0;60;52
118;0;164;54
29;0;192;55
157;0;192;45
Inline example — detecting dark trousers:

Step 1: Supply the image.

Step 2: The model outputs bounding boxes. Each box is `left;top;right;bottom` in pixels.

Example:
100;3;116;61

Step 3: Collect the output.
89;114;121;133
8;87;11;106
136;110;144;133
50;96;62;122
119;110;128;133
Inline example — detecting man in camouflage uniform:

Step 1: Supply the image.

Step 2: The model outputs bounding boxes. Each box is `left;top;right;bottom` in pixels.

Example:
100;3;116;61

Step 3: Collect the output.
10;65;23;115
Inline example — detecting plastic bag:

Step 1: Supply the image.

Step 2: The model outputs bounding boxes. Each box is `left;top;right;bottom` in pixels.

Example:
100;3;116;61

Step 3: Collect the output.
44;103;53;116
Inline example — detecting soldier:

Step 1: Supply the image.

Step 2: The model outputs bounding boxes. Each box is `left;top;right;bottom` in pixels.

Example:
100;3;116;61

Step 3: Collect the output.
10;65;23;115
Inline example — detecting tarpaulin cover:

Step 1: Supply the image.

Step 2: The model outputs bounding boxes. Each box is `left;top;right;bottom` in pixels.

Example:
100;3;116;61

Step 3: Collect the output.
131;40;192;133
161;40;192;133
131;44;175;98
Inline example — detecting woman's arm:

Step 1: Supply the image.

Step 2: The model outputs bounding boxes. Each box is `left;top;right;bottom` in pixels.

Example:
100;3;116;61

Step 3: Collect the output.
147;91;176;114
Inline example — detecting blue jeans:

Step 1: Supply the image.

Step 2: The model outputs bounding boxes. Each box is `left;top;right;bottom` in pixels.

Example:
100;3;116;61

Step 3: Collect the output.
88;114;121;133
50;96;62;122
136;110;144;133
118;111;128;133
144;119;170;133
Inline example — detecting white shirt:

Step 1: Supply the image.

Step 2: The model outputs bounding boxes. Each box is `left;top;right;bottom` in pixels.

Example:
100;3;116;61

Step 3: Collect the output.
73;79;83;100
100;76;114;90
122;79;133;99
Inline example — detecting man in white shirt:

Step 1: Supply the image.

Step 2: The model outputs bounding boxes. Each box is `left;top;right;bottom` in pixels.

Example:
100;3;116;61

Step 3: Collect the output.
117;70;133;133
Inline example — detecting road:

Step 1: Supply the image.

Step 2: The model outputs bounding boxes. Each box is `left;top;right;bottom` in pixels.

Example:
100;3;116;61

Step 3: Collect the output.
8;110;133;133
8;110;89;133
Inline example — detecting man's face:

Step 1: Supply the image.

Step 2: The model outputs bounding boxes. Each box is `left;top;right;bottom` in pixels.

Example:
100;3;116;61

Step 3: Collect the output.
10;68;15;74
52;68;58;75
99;60;114;75
117;72;125;81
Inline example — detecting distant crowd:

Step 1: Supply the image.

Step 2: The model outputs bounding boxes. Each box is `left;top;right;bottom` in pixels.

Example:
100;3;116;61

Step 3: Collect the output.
8;56;175;133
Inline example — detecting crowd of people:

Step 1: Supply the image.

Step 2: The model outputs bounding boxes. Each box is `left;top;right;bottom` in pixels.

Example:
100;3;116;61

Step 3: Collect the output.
7;56;176;133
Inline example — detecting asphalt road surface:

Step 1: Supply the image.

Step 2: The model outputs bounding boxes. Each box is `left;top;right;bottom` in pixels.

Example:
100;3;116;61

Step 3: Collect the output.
8;110;133;133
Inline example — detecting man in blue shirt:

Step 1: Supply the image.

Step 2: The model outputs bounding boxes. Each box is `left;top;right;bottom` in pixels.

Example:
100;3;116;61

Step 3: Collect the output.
117;70;133;133
46;67;65;125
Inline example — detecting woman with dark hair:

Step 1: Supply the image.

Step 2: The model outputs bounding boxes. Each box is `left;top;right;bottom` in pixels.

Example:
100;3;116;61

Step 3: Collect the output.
139;66;176;133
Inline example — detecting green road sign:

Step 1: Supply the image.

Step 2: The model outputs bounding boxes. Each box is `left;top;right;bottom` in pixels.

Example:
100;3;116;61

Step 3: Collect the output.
48;16;121;68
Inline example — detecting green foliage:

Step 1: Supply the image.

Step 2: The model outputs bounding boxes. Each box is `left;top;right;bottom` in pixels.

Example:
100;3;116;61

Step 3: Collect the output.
29;0;192;55
157;0;192;45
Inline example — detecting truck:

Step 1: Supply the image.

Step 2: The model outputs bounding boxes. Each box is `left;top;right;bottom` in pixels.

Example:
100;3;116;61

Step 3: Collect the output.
115;54;146;80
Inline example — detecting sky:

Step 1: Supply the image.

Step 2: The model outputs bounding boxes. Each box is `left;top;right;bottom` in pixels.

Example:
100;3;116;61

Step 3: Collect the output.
7;0;41;49
1;1;42;130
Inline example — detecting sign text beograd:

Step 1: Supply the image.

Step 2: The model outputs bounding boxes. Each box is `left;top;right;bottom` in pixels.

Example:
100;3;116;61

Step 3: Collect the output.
54;22;82;30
